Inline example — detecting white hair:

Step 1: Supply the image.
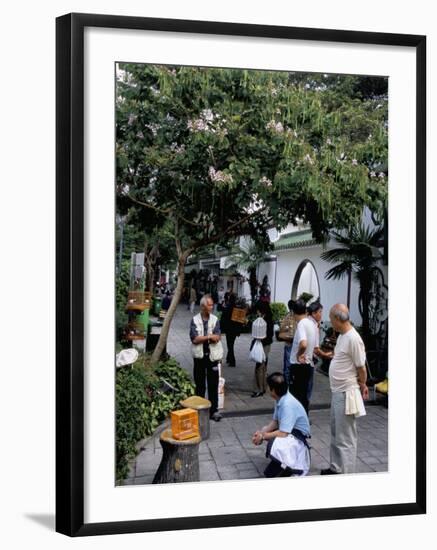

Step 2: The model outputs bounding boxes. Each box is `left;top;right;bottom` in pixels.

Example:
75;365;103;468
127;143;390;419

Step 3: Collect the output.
200;294;213;307
330;305;350;322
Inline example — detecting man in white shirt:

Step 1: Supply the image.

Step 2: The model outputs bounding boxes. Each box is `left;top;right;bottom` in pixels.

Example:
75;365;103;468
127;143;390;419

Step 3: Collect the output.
306;301;334;402
288;299;318;413
321;303;368;475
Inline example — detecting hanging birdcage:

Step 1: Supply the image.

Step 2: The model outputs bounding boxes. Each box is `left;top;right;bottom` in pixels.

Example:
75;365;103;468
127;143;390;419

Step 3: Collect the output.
125;290;152;312
124;321;146;341
251;317;267;339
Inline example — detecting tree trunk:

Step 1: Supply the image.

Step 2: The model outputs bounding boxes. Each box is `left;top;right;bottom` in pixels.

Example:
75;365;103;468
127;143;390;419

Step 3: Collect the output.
249;267;257;305
145;262;154;294
150;251;189;364
346;269;352;309
152;429;201;484
360;276;371;348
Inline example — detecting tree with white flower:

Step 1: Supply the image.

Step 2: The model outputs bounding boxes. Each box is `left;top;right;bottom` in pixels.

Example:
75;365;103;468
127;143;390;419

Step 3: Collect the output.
116;64;388;363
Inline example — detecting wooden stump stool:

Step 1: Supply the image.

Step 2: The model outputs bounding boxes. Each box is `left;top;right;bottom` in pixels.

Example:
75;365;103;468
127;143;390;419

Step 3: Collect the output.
152;429;201;484
180;396;211;440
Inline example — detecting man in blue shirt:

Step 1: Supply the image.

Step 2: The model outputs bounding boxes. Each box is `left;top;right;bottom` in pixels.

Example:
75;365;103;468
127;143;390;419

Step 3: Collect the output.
252;372;311;477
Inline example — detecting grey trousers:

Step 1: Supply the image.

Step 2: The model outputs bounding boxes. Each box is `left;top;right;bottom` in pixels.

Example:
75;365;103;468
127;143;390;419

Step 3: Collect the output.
254;345;271;393
329;391;358;474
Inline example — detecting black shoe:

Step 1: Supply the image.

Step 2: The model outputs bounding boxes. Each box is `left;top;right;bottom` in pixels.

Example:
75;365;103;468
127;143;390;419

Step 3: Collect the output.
251;391;264;398
211;412;222;422
228;363;236;367
320;468;339;475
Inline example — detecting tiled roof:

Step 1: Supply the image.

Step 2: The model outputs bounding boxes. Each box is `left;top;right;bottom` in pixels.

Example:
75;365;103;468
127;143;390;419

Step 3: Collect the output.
274;229;317;251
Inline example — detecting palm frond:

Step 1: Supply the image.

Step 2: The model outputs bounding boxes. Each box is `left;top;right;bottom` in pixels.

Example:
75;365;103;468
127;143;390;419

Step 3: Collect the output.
324;263;351;281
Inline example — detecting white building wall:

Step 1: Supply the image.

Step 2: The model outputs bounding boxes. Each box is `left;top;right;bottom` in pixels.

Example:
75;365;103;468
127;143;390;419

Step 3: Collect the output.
274;245;361;326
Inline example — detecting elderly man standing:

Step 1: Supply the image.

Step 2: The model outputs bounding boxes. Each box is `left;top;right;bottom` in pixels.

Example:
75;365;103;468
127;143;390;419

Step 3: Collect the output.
321;304;368;475
190;294;223;421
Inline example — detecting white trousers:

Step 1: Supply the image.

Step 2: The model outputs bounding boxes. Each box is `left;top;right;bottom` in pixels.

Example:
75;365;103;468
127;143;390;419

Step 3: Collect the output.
329;391;358;474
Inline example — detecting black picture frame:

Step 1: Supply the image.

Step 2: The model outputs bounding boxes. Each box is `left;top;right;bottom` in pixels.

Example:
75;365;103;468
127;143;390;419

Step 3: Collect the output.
56;12;426;537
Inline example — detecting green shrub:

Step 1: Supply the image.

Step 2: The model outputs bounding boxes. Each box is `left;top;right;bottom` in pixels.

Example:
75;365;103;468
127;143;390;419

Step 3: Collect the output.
115;356;195;482
270;302;288;323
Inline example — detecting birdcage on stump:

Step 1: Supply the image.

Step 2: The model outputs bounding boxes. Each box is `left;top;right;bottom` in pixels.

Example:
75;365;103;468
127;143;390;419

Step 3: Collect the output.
170;408;200;440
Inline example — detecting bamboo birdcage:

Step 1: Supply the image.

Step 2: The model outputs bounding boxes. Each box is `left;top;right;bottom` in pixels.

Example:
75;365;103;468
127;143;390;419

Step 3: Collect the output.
124;321;146;341
231;307;247;324
125;290;152;312
170;408;199;440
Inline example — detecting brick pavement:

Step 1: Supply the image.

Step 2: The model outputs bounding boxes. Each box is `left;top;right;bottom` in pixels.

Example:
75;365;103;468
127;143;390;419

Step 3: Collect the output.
122;304;388;485
124;405;388;484
166;304;332;413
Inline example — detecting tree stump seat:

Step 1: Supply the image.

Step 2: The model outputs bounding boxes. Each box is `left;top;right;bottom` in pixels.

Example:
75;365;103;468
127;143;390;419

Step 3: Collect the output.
180;395;211;440
152;429;201;484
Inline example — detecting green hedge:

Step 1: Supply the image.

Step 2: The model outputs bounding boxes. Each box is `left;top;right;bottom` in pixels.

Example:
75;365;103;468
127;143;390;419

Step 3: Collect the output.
116;356;195;482
270;302;288;323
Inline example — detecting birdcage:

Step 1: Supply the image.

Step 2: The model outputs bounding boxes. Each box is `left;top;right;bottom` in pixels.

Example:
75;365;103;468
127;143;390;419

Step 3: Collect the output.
251;317;267;339
170;408;199;440
231;307;247;324
125;291;152;312
124;321;146;341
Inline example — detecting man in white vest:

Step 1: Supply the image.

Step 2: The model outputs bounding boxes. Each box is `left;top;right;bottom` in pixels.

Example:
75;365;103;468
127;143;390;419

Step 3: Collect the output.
189;294;223;421
321;303;368;475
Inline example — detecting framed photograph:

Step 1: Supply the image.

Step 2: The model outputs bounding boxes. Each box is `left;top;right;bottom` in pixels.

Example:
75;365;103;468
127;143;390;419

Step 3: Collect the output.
56;12;426;536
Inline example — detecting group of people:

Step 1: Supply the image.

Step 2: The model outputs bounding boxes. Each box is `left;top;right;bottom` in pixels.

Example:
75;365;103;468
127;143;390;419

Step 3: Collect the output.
189;293;368;477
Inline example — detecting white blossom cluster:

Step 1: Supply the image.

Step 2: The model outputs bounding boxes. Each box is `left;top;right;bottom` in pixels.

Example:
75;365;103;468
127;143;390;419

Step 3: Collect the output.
303;153;315;165
259;176;272;187
269;83;285;96
187;109;228;136
265;120;284;134
170;142;186;154
145;123;161;137
266;120;299;139
370;171;386;179
208;166;233;185
118;70;137;87
127;113;137;126
187;119;209;132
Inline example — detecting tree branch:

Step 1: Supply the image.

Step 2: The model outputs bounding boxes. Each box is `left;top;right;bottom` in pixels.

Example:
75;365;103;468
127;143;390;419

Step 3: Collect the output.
127;193;204;229
127;194;170;216
190;205;270;250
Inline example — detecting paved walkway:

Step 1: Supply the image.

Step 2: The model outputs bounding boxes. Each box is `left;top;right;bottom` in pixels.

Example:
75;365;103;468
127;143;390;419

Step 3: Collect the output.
124;406;388;484
123;305;388;485
166;304;332;413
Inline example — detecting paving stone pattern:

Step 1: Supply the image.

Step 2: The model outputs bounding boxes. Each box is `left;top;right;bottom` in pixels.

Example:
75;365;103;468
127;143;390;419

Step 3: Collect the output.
124;406;388;484
122;305;388;485
166;305;332;413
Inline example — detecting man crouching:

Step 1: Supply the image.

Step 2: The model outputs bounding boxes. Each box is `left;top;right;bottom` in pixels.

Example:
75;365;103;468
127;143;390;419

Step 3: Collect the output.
252;372;311;477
